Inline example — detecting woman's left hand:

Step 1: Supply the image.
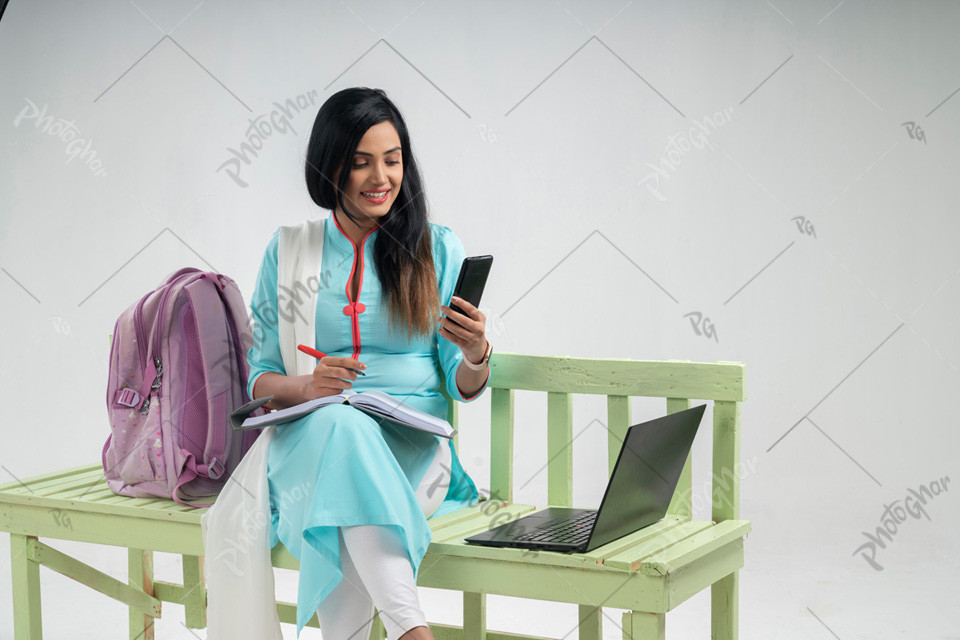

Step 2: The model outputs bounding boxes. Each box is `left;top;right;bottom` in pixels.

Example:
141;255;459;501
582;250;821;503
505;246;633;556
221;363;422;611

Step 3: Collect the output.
439;296;488;363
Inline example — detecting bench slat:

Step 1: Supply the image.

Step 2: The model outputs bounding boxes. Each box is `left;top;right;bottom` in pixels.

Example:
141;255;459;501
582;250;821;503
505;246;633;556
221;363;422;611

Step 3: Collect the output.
606;395;631;476
490;388;514;504
0;463;101;493
546;391;573;508
25;475;105;499
581;516;688;562
428;502;490;530
1;467;106;496
71;485;118;502
639;519;751;576
602;520;715;571
89;494;176;508
14;476;210;513
712;399;741;521
135;500;206;512
426;539;617;572
428;500;516;535
490;354;745;401
665;397;693;518
45;480;115;501
431;504;538;543
92;494;207;512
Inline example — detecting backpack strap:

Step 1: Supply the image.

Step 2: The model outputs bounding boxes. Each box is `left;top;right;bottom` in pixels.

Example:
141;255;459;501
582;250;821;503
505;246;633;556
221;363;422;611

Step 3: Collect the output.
172;273;253;506
278;217;326;377
182;274;232;479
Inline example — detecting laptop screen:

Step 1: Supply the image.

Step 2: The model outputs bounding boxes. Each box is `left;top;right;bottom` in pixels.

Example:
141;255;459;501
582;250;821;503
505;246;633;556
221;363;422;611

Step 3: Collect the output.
586;404;706;549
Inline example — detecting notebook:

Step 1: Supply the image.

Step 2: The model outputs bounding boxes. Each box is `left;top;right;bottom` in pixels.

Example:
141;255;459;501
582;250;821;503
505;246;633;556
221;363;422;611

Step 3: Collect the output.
228;390;456;438
464;404;706;553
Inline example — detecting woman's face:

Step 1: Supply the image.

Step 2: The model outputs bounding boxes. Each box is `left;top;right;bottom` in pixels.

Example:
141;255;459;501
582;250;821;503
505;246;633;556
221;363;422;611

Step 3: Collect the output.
338;121;403;224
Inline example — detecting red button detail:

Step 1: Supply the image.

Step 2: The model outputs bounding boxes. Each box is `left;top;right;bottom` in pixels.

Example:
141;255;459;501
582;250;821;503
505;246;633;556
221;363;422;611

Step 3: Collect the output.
343;302;366;316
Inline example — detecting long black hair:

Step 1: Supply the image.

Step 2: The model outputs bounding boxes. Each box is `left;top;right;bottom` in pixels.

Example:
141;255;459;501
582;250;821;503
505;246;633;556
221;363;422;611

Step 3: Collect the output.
304;87;438;340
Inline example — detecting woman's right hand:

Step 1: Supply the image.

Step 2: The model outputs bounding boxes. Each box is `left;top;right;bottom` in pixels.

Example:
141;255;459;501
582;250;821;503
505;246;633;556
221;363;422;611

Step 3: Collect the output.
300;356;367;400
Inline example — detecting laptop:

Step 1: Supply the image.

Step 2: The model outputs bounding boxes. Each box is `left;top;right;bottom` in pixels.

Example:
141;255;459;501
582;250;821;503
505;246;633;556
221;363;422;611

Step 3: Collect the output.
464;404;706;553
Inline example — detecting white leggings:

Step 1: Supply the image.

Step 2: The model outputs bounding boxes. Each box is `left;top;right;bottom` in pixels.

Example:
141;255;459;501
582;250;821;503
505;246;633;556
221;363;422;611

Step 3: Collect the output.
315;439;451;640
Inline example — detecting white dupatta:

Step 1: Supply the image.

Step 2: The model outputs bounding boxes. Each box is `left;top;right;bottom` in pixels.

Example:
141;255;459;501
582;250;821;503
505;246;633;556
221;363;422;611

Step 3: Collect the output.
200;217;326;639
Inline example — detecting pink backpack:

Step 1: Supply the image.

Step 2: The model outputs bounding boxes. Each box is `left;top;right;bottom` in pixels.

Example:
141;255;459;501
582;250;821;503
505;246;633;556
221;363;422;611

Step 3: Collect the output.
102;267;264;507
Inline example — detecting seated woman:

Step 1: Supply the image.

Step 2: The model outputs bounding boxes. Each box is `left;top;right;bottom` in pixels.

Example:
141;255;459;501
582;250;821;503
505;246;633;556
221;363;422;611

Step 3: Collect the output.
247;86;492;640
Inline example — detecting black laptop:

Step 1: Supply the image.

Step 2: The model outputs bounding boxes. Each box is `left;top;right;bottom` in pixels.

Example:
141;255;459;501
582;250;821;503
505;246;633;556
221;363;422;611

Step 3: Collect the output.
464;404;706;553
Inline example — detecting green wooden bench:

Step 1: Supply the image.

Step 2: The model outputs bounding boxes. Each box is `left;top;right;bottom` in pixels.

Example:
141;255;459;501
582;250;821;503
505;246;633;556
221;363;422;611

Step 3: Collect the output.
1;353;748;639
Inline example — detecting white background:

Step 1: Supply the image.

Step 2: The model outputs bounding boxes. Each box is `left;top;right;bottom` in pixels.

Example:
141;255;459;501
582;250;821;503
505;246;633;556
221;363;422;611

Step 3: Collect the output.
1;1;958;638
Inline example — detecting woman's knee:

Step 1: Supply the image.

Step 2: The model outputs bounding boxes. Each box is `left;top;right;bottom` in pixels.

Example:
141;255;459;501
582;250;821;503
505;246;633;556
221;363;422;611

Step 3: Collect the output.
299;404;381;441
270;405;384;473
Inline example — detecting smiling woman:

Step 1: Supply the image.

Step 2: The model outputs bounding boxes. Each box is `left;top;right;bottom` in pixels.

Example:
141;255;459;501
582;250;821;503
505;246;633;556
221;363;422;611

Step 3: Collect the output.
211;87;492;640
304;89;445;343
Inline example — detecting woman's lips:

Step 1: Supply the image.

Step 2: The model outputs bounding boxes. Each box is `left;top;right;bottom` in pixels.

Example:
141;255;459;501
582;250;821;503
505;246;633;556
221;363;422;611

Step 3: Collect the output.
360;189;389;203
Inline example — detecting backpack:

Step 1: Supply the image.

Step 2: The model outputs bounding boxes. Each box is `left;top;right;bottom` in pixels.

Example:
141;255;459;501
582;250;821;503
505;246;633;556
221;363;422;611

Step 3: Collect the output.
102;267;265;507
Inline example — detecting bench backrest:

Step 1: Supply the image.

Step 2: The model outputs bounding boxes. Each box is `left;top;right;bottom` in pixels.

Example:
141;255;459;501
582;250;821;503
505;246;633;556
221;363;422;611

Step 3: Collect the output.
441;354;745;522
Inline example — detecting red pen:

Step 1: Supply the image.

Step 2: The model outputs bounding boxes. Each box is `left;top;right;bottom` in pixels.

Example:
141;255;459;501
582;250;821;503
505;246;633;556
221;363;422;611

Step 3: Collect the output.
297;344;366;375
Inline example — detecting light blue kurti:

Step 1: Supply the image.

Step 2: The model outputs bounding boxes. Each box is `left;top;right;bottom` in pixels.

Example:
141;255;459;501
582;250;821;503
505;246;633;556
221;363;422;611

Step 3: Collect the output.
245;213;485;636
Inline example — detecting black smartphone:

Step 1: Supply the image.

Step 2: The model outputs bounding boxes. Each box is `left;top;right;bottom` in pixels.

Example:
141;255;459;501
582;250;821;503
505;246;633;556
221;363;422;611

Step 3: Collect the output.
449;255;493;320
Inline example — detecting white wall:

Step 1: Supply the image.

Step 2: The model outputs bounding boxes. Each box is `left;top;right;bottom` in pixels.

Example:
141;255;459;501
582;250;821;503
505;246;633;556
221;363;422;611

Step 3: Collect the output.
1;1;957;638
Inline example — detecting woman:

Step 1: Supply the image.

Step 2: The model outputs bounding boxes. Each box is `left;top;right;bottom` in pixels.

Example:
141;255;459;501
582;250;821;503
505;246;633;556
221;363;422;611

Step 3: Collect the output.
246;87;491;640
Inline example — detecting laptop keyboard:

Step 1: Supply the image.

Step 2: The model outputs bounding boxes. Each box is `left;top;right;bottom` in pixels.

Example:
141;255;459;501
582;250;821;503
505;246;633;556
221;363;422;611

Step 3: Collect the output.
513;511;597;546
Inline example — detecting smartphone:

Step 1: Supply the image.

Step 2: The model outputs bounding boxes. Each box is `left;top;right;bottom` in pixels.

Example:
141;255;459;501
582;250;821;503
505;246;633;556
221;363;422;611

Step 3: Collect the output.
449;255;493;319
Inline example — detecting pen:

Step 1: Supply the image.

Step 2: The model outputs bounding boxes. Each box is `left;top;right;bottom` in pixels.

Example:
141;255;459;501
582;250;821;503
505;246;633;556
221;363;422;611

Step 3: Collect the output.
297;344;366;376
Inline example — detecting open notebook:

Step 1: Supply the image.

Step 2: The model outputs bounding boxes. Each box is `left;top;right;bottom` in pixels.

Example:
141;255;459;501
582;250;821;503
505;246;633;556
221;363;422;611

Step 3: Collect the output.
229;389;456;439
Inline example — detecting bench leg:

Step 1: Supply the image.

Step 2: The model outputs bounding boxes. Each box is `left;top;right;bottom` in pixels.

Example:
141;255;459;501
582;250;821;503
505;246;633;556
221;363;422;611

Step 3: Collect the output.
711;570;738;640
622;611;664;640
11;534;43;640
463;591;486;640
128;549;155;640
578;604;602;640
182;555;206;629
